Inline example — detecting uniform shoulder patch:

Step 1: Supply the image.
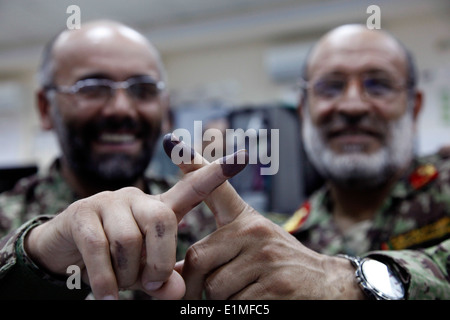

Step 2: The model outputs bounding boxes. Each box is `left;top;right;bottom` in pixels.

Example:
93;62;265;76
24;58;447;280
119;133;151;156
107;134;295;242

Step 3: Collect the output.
283;202;310;234
381;216;450;250
409;163;438;190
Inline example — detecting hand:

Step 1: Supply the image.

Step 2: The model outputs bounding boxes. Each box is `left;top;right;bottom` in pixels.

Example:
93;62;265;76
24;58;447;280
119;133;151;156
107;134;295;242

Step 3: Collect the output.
164;134;364;300
24;149;248;300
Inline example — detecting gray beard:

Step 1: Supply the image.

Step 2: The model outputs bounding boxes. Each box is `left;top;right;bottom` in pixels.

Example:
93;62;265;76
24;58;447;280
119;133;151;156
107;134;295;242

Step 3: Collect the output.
302;109;415;189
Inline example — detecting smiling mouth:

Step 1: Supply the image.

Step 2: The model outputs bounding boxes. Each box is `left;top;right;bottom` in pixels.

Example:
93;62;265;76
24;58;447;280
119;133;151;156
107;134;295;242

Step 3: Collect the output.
99;133;137;144
325;127;384;154
327;126;383;140
93;132;142;153
328;131;379;142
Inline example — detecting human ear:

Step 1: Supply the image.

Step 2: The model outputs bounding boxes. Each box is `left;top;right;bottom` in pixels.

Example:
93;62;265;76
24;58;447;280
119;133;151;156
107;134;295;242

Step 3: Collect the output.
36;89;54;130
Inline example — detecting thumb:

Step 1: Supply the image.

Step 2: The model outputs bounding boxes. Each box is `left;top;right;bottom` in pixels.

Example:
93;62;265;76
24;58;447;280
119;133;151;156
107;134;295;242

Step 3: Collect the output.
163;133;250;227
174;260;184;274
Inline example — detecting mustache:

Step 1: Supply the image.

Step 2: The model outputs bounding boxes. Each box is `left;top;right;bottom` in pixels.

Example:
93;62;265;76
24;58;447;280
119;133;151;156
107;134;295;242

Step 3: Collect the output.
321;113;387;140
83;117;146;137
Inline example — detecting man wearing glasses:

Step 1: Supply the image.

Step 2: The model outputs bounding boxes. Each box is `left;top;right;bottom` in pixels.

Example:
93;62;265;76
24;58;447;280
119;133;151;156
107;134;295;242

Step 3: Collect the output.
175;24;450;300
0;20;245;300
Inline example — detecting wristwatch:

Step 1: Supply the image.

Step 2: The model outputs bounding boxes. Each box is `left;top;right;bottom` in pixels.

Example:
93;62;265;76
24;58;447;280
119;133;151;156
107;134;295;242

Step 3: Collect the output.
338;254;405;300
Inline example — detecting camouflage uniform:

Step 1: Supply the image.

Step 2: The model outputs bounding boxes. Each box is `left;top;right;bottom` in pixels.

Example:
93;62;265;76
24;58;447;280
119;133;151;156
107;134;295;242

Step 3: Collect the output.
0;159;216;299
284;152;450;299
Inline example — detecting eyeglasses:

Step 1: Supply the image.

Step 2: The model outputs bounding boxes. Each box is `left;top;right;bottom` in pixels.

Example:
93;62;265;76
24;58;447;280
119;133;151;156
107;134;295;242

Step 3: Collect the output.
299;73;410;103
46;76;165;107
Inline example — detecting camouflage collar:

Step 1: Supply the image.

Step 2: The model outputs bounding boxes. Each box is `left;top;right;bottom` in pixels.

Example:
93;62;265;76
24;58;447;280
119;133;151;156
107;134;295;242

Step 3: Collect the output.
292;154;442;233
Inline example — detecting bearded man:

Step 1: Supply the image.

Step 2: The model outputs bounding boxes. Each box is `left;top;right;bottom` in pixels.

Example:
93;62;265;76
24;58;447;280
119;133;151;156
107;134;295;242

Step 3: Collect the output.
0;20;225;300
175;24;450;300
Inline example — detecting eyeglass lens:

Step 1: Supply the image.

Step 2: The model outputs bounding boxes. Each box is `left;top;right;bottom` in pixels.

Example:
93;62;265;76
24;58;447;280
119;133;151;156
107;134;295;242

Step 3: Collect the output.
76;79;161;104
312;75;401;101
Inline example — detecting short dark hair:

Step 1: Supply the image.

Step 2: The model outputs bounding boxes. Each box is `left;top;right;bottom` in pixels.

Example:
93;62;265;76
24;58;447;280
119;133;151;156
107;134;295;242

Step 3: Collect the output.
37;31;63;88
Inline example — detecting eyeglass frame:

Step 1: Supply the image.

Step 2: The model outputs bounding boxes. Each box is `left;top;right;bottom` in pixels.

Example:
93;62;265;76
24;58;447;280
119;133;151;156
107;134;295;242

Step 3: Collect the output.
44;76;166;106
297;72;413;104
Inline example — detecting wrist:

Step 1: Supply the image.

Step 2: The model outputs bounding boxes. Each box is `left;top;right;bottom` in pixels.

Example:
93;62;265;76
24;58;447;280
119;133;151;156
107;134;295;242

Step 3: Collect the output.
323;255;366;299
24;223;47;269
24;221;65;276
337;254;406;300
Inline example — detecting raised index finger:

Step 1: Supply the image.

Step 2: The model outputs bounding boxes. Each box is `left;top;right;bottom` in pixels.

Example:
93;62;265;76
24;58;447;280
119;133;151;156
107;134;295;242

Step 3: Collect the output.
163;133;251;227
159;148;248;222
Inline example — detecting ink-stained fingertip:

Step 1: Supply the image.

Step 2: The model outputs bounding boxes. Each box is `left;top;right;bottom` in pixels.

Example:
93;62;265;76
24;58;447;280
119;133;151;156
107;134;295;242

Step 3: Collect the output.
162;133;196;163
220;149;249;177
162;133;179;159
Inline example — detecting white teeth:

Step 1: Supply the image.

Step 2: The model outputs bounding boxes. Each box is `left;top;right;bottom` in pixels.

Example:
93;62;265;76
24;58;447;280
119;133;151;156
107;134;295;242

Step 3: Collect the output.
99;133;135;143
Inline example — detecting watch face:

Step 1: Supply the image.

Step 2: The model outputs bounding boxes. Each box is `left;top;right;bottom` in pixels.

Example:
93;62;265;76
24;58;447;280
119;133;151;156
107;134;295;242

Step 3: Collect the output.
361;259;405;300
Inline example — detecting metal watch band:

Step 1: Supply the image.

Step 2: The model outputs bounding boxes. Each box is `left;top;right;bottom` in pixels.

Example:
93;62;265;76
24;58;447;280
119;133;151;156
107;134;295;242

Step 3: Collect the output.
337;254;361;268
337;254;405;300
337;254;380;300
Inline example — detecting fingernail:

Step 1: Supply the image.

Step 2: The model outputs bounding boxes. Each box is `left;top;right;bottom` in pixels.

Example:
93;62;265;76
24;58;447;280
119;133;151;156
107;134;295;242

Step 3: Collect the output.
162;133;195;162
145;281;164;291
220;149;249;177
101;295;117;300
162;133;179;158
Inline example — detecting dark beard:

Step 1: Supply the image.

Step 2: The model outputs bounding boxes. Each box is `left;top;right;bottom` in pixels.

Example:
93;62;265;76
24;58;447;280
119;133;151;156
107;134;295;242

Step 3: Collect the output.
54;112;160;190
74;150;153;190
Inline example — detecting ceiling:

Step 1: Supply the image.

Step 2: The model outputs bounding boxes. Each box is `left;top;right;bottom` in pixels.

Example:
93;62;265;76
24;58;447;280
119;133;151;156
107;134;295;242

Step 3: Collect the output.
0;0;315;48
0;0;449;73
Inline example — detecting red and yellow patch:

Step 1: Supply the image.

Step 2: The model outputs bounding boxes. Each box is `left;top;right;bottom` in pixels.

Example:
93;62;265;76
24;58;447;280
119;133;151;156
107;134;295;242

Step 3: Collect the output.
381;216;450;250
283;202;310;234
409;163;438;190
